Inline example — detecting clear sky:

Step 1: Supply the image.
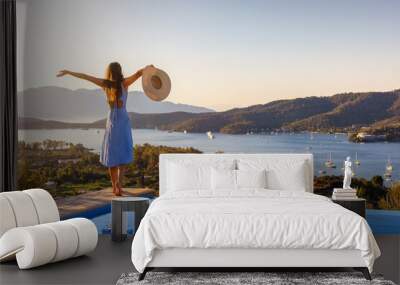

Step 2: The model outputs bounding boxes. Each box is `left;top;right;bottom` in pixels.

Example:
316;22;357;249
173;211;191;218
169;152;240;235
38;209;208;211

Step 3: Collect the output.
17;0;400;111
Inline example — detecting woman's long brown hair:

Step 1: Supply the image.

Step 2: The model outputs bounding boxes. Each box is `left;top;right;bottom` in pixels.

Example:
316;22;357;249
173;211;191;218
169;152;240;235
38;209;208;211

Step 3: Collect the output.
104;62;124;108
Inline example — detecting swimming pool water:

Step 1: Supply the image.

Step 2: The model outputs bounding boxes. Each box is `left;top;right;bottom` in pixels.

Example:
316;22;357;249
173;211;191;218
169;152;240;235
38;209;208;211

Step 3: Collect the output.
91;211;136;234
366;210;400;235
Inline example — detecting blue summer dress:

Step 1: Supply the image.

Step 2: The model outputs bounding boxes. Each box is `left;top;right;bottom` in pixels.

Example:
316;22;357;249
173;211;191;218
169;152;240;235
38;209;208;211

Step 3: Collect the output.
100;85;133;167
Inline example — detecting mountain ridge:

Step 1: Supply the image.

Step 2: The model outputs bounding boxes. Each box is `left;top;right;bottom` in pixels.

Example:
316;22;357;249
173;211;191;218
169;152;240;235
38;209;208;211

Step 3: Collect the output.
18;89;400;135
18;86;215;122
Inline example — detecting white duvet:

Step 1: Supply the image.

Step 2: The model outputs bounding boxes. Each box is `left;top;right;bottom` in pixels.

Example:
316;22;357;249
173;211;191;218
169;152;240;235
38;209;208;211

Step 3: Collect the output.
131;190;380;273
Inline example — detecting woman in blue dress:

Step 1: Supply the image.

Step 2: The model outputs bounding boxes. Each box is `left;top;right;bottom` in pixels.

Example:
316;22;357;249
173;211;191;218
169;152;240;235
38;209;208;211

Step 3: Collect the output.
57;62;151;195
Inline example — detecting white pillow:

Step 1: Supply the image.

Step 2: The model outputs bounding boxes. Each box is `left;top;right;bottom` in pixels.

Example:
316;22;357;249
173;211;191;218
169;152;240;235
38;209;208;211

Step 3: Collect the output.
278;161;307;191
236;169;267;189
238;159;308;191
166;159;236;192
211;168;236;190
167;162;211;191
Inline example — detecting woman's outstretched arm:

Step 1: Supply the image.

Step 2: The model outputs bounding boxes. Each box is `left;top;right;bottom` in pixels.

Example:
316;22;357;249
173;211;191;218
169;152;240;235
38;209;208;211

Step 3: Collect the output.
57;70;105;88
123;68;144;88
123;65;154;88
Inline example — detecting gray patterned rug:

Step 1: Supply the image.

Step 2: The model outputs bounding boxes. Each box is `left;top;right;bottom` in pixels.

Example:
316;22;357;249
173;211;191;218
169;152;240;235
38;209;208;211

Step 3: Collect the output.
116;272;395;285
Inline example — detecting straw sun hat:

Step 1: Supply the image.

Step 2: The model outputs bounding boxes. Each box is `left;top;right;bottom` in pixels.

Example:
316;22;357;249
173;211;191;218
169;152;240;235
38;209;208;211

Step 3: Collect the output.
142;66;171;101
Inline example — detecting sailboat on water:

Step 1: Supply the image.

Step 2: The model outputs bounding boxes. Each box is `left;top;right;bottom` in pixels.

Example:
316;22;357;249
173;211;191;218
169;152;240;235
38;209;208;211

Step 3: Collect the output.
384;157;393;180
386;158;393;172
355;152;361;166
324;152;336;168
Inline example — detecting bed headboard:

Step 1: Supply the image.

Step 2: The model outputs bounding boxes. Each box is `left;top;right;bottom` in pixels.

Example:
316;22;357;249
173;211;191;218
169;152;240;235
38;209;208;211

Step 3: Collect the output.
159;153;314;196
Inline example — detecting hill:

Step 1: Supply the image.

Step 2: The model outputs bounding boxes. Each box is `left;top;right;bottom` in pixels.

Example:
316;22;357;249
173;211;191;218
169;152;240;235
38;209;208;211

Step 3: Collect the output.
351;116;400;142
285;91;400;131
19;89;400;135
18;86;214;123
18;117;87;129
152;89;400;134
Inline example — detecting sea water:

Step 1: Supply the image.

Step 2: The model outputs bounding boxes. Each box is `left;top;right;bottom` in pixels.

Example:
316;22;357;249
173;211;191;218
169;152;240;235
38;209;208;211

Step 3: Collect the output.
19;129;400;180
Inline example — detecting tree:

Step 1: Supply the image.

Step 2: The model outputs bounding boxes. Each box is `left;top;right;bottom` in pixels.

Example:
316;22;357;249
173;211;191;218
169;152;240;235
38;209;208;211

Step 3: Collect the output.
371;176;384;187
378;183;400;210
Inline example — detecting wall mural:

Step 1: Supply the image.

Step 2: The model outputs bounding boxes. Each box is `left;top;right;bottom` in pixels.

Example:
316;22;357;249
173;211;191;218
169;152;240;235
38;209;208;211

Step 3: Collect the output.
16;0;399;234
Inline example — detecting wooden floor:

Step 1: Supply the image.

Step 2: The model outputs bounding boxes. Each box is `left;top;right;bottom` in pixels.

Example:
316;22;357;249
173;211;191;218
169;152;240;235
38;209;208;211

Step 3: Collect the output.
0;235;134;285
55;187;155;218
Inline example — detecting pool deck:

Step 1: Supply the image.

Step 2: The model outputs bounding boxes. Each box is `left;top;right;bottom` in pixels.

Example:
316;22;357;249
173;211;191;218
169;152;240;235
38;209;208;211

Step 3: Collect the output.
55;187;155;218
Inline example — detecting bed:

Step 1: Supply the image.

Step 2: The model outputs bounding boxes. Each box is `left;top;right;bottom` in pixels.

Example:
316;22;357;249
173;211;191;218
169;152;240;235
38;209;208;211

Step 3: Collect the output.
131;153;380;280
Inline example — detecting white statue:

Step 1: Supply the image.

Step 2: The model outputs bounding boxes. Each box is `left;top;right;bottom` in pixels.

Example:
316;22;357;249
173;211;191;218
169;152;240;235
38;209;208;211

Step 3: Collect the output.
343;156;352;189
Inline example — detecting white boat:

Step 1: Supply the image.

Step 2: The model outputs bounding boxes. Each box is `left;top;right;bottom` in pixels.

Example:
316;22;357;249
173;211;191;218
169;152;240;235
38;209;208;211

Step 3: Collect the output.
386;158;393;172
207;131;215;140
384;171;392;179
384;157;393;180
355;152;361;165
183;130;187;134
324;152;336;168
384;169;392;180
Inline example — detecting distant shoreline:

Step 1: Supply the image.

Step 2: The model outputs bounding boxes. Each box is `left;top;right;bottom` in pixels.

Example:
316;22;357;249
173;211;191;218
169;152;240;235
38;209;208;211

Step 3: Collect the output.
18;88;400;136
18;121;400;143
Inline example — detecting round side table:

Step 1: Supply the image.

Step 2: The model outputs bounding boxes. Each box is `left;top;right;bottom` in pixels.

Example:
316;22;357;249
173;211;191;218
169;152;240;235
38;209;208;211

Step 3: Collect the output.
111;197;150;242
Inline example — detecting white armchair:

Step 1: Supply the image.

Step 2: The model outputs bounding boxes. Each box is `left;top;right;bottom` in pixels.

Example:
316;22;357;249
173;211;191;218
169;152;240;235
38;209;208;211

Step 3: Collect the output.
0;189;98;269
